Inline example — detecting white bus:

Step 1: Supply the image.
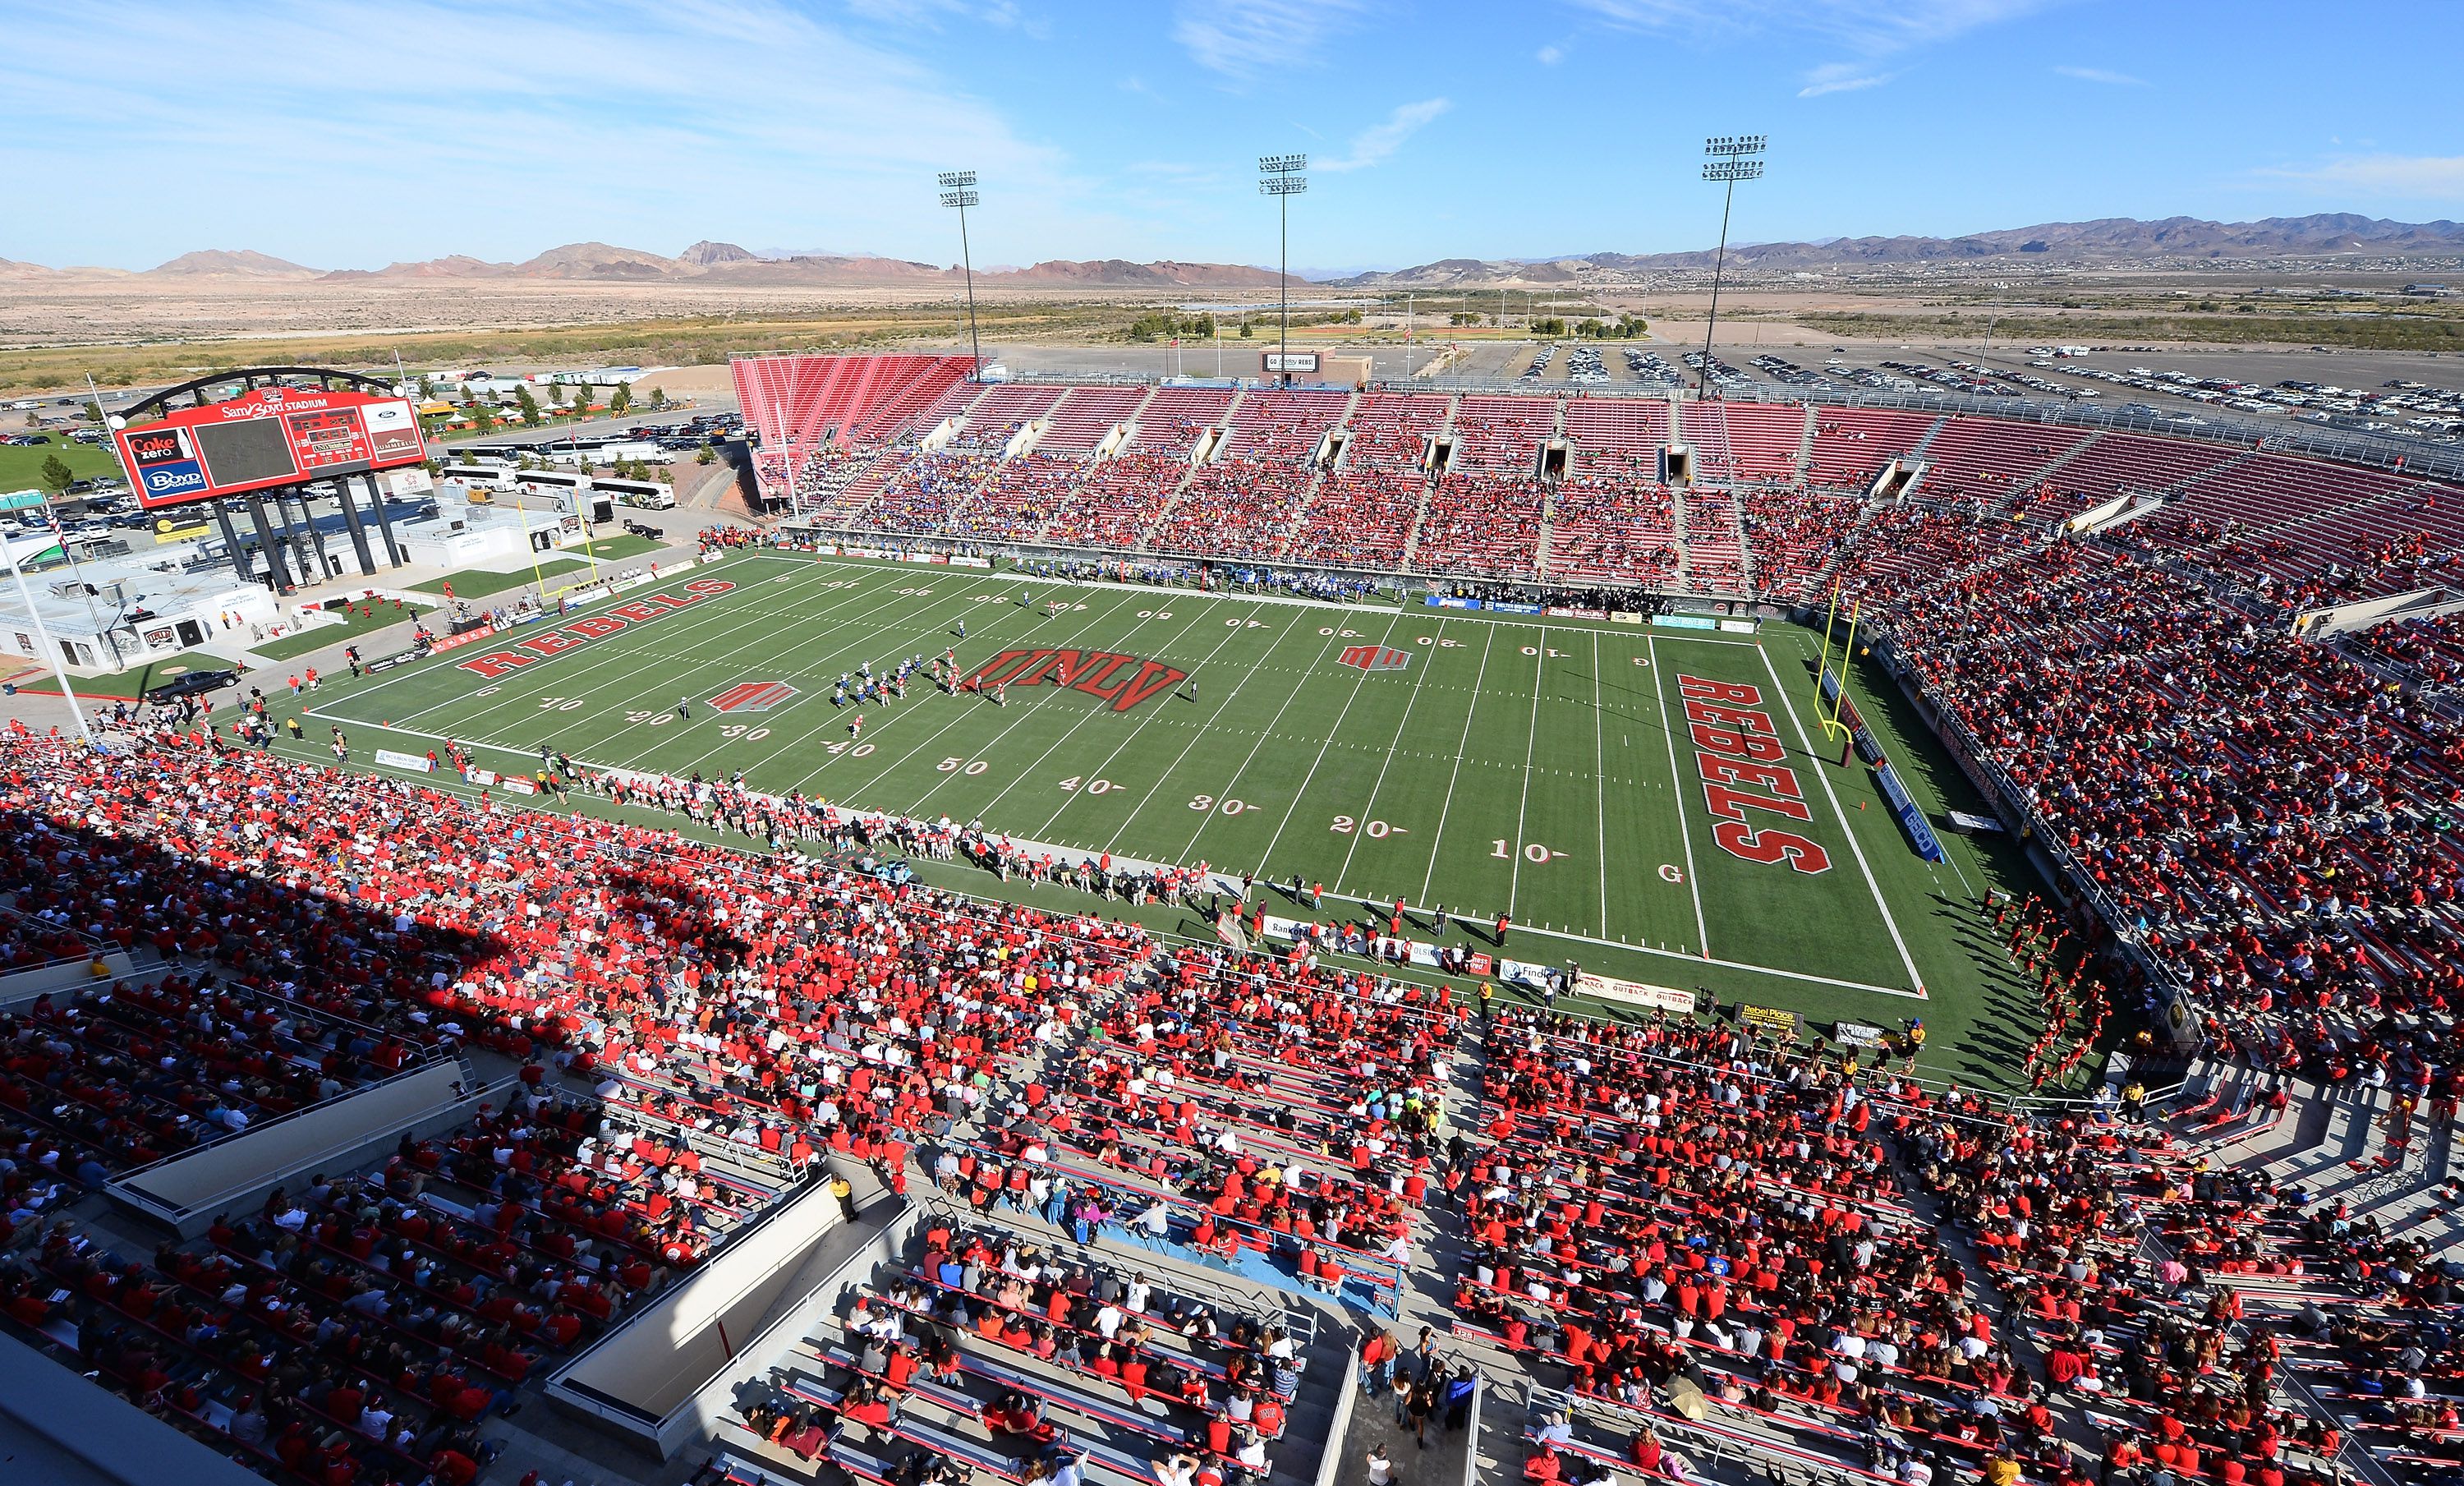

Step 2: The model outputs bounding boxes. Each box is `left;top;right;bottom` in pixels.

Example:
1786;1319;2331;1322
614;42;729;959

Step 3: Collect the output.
448;462;517;490
593;476;675;509
515;468;589;498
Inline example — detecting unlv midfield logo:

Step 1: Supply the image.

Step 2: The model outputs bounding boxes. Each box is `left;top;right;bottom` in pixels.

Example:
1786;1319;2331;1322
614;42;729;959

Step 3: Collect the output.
1337;644;1410;673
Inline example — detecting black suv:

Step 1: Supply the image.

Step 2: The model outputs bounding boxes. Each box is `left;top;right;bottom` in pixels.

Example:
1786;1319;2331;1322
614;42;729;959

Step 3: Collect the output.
143;668;241;703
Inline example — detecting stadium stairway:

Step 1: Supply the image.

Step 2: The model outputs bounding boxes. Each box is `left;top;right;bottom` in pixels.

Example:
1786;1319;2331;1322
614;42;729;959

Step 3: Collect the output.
2161;1063;2462;1253
1666;483;1694;588
1397;478;1439;568
1790;403;1817;485
1533;485;1559;576
1733;501;1761;595
2007;429;2105;496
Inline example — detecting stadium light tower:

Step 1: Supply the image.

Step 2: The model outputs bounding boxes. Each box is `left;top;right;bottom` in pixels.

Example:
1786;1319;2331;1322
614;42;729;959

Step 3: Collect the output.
939;170;984;380
1698;134;1765;398
1259;154;1307;387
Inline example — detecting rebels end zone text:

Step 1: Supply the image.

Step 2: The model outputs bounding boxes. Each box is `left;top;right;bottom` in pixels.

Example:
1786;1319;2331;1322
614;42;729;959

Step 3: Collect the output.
1677;673;1831;875
456;578;738;679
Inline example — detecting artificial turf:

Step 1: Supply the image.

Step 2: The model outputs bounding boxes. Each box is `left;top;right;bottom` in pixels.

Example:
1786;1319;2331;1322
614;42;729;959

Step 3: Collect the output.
410;558;589;599
279;550;2057;1087
251;600;432;661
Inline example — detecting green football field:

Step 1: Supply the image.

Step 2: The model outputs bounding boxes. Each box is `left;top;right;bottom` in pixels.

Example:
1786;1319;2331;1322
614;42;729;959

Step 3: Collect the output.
295;550;2051;1081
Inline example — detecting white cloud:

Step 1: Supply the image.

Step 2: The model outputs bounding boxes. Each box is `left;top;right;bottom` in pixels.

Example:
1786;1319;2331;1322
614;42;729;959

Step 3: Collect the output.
1567;0;2055;98
844;0;1032;27
2053;64;2145;85
1799;69;1896;97
1568;0;2053;49
2260;154;2464;200
1315;99;1452;173
0;0;1099;269
1538;44;1566;64
1173;0;1370;81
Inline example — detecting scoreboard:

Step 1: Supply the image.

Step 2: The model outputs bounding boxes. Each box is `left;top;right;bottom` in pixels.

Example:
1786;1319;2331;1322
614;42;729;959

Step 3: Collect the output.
117;385;429;510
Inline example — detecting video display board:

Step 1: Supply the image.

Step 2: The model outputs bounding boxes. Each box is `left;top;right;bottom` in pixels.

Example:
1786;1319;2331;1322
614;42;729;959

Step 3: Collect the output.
117;385;428;509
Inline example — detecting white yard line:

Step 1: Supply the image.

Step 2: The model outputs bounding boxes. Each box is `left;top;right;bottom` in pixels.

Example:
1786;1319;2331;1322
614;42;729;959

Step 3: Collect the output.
1166;618;1357;864
1332;618;1448;892
1099;612;1322;858
1757;642;1924;993
591;583;977;768
1647;634;1710;958
915;600;1214;821
1025;596;1255;838
1504;642;1546;918
1508;920;1927;1000
1591;631;1609;941
1253;611;1409;872
1417;626;1497;904
392;558;876;742
349;551;808;722
784;590;1140;803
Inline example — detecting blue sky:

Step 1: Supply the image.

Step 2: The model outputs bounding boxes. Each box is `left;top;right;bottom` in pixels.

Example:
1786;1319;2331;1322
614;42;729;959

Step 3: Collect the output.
4;0;2459;273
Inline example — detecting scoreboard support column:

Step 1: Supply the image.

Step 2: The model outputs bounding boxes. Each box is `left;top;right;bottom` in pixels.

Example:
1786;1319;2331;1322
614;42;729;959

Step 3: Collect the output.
288;490;339;582
270;495;310;586
362;472;407;568
333;476;378;576
213;502;252;585
244;495;293;594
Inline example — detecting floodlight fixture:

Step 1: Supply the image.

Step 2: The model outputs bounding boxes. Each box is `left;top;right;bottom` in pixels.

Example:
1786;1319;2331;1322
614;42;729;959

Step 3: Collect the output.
939;169;986;378
1259;154;1310;386
1697;133;1768;397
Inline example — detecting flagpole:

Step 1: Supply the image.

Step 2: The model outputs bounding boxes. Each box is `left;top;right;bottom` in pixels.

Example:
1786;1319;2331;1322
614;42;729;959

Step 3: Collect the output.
2;511;95;744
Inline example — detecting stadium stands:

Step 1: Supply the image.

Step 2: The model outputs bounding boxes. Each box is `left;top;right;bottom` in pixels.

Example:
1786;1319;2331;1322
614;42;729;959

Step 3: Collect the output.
2032;430;2239;517
1039;387;1154;458
1148;391;1349;559
1414;475;1547;577
1541;478;1676;587
734;355;979;462
1451;396;1556;475
1563;397;1671;480
1680;485;1749;595
1914;418;2095;512
1128;388;1241;458
35;349;2464;1486
1714;402;1809;484
1805;408;1939;490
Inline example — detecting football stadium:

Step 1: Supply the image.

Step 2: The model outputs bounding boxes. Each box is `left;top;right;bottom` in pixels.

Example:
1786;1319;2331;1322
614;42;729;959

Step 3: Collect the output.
3;7;2462;1486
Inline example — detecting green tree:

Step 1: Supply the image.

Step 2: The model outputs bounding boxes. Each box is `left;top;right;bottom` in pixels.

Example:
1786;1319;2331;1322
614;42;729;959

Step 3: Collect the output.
696;444;717;466
646;385;666;407
458;448;477;465
471;403;497;434
1239;320;1253;338
515;385;543;426
38;453;75;495
549;382;570;408
81;401;102;421
609;383;632;416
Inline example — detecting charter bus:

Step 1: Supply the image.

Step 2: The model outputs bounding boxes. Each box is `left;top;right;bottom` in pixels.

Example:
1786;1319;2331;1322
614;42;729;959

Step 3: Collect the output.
513;468;588;499
591;476;675;509
446;462;517;490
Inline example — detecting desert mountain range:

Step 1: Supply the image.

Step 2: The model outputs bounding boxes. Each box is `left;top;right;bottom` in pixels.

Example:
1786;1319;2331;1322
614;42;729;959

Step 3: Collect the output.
4;215;2458;289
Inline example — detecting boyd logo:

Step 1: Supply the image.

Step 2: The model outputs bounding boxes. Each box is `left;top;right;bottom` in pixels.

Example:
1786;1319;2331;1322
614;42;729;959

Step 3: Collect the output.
1337;644;1410;673
142;462;208;495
